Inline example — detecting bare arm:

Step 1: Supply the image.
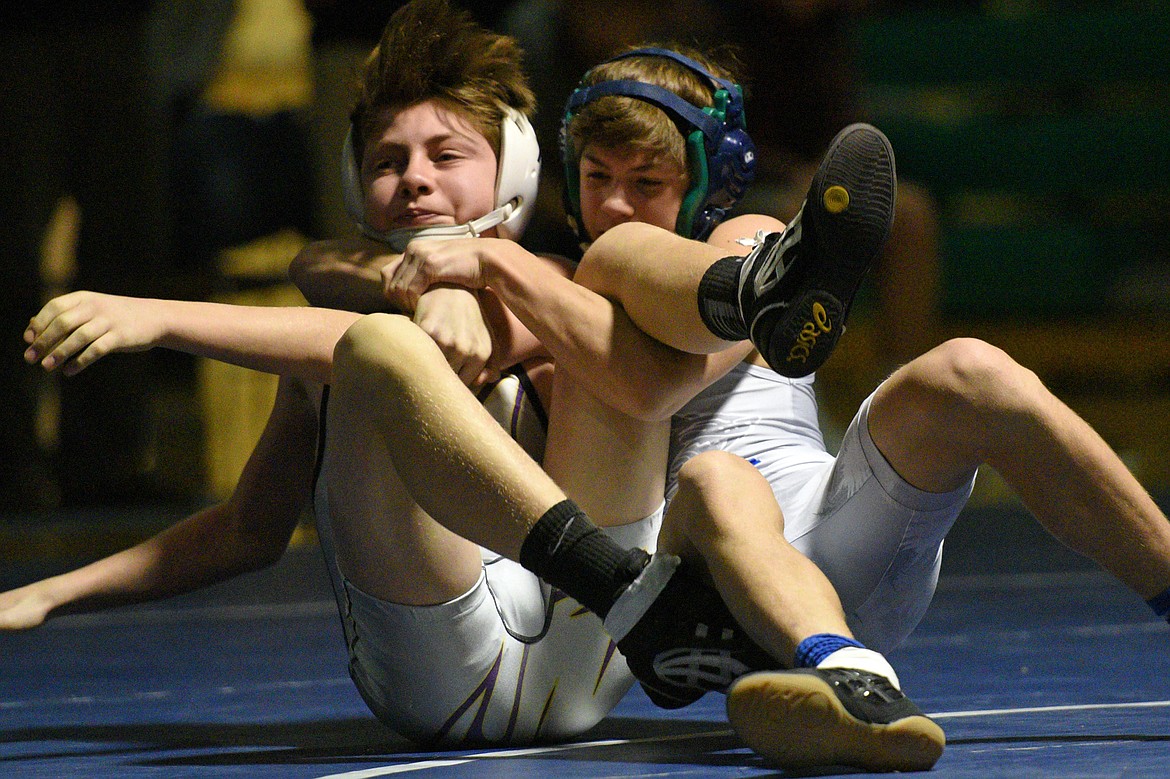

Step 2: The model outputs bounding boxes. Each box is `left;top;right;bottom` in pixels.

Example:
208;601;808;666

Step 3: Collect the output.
290;236;553;384
388;237;753;421
0;378;319;630
24;291;359;384
288;237;399;313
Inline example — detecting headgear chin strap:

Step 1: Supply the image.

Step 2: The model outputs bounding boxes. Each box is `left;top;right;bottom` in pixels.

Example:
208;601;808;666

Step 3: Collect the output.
342;105;541;251
561;47;756;243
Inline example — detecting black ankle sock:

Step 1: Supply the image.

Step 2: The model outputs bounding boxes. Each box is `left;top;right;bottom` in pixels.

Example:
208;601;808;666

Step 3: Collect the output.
519;499;650;619
697;256;748;341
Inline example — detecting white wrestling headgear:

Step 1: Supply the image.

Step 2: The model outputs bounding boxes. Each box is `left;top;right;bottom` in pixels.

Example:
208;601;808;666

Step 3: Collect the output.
341;105;541;251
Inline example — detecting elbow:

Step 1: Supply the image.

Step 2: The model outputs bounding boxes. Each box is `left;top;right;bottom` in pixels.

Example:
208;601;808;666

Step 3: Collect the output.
235;535;289;574
636;395;688;423
242;528;290;571
583;353;703;422
223;505;296;573
616;353;705;422
286;245;315;289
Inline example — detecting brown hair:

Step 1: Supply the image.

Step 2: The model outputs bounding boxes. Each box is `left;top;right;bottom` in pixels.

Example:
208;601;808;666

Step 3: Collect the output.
566;44;743;170
350;0;536;161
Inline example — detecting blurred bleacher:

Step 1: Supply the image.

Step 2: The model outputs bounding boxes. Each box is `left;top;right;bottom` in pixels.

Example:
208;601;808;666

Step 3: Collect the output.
12;1;1170;525
819;1;1170;502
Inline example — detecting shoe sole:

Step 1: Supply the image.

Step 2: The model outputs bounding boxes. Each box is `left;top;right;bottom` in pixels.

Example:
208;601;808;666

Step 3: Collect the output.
639;680;703;710
750;123;896;377
725;671;945;772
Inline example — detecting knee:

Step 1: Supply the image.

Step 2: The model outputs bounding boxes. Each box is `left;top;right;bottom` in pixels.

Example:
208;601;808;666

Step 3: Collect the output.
674;450;763;540
677;449;743;492
333;313;428;392
574;221;663;294
900;337;1045;416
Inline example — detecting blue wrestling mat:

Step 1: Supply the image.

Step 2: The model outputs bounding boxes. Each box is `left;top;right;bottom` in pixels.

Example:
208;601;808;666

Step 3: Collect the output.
2;503;1168;778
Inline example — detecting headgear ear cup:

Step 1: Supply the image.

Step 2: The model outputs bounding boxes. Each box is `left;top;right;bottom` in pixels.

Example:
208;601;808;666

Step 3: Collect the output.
492;106;542;241
689;88;756;239
560;47;756;242
340;105;541;245
560;116;584;242
676;127;712;239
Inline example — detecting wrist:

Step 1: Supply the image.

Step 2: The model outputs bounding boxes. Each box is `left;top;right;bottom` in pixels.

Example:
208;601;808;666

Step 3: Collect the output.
31;576;67;620
153;298;190;351
478;241;525;290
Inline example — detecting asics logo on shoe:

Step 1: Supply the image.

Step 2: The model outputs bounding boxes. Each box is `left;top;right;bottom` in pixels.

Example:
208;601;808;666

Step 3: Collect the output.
786;302;832;366
750;213;804;299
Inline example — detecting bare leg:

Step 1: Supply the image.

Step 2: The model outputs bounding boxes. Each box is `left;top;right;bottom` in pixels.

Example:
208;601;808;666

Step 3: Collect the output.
657;450;853;665
543;370;670;527
326;313;566;602
575;221;734;355
869;337;1170;599
560;223;871;665
544;321;878;671
651;450;944;772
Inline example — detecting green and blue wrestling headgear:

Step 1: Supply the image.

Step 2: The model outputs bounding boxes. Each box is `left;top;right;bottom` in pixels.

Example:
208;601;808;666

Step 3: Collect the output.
560;47;756;243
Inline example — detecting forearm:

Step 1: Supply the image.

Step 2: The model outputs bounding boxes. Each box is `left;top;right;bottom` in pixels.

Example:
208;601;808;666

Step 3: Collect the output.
481;248;745;420
30;504;286;621
156;299;360;382
478;288;549;371
289;237;401;313
2;378;318;632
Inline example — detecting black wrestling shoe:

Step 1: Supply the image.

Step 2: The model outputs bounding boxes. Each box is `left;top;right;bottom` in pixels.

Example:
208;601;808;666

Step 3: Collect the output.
605;554;778;709
726;668;945;772
739;123;896;378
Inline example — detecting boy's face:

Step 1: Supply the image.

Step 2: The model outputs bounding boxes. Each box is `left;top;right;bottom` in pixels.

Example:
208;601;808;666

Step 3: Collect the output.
578;144;688;241
361;100;498;234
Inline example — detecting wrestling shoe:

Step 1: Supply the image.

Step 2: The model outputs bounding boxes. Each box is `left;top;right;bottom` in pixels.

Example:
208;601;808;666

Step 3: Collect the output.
738;123;896;377
726;668;945;772
605;554;778;709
